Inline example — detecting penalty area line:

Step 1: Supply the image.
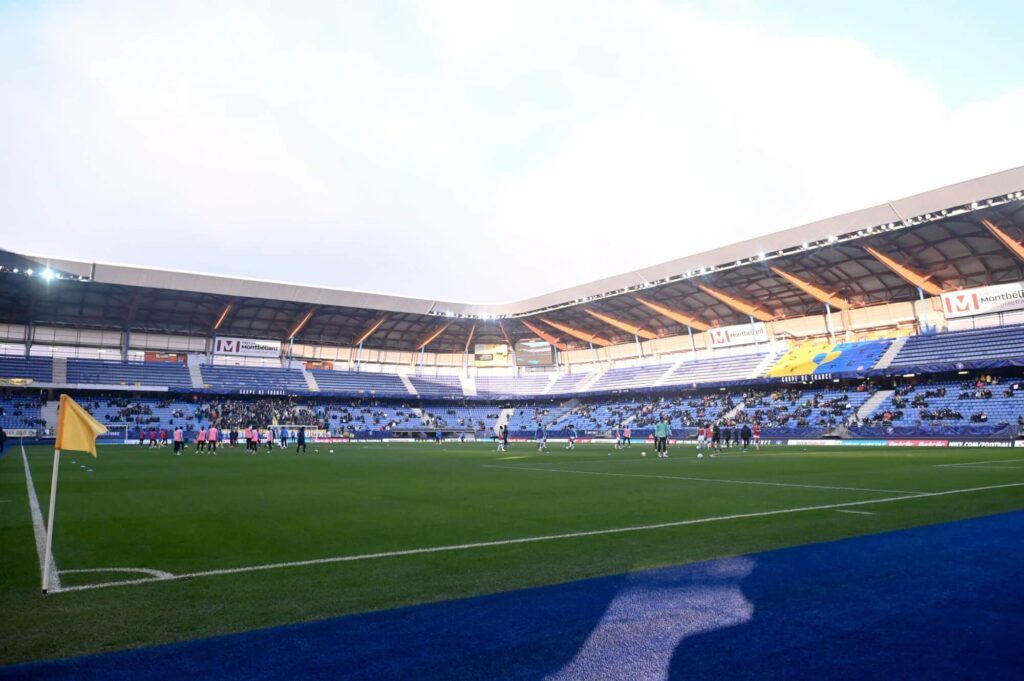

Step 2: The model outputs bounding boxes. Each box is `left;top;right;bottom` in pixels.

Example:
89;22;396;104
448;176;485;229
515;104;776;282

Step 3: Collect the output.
54;480;1024;595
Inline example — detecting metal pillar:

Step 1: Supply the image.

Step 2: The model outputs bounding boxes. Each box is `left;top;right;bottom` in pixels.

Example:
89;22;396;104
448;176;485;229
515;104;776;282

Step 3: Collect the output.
749;315;760;347
121;328;130;362
824;303;836;343
355;341;363;372
917;287;930;331
687;325;695;352
635;334;644;358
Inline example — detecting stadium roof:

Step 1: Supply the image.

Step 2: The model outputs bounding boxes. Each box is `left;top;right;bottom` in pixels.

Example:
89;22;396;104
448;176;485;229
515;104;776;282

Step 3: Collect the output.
3;166;1024;353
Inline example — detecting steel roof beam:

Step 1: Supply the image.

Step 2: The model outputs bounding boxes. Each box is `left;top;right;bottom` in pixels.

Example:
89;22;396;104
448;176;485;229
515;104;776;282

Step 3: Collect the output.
521;320;570;350
539;318;612;346
863;246;944;295
583;309;658;339
982;218;1024;263
630;295;711;331
416;321;453;350
769;267;851;309
696;285;774;321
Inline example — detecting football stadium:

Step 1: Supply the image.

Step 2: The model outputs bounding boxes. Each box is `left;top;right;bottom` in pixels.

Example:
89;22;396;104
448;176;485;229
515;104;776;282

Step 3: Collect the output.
4;5;1024;680
2;167;1024;678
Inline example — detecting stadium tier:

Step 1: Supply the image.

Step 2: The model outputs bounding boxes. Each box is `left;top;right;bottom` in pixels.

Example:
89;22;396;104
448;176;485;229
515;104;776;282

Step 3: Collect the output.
664;351;771;385
887;324;1024;367
199;365;308;392
1;326;1023;398
309;369;408;396
67;359;193;388
767;339;893;377
0;394;45;430
589;363;674;391
408;375;463;398
547;372;593;394
0;355;52;382
476;373;552;396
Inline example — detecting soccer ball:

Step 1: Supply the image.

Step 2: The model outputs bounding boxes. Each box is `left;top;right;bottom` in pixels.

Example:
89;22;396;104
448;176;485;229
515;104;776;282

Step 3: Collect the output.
697;452;704;459
641;451;646;457
329;449;334;453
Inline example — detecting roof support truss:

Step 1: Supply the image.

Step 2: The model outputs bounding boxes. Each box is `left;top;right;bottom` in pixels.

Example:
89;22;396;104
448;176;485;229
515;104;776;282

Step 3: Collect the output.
769;267;851;309
584;309;657;339
464;323;476;353
539;318;612;346
287;307;318;340
355;315;388;345
982;218;1024;263
631;295;711;331
416;321;453;351
521;320;569;350
213;303;233;331
863;246;944;295
696;284;774;322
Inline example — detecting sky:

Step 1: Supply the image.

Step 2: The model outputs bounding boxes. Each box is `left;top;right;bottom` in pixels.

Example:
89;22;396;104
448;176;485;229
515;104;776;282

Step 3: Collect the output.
2;1;1023;304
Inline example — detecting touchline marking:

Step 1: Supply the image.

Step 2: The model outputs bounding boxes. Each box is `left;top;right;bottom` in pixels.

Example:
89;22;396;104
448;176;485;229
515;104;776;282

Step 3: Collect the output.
54;480;1024;594
482;464;921;495
936;458;1024;467
836;509;875;515
20;444;61;592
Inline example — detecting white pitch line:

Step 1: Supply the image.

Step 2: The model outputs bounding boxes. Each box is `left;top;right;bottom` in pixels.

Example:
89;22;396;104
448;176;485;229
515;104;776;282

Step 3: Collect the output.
61;567;174;579
55;480;1024;594
482;464;921;495
20;443;61;592
836;509;875;515
936;458;1024;468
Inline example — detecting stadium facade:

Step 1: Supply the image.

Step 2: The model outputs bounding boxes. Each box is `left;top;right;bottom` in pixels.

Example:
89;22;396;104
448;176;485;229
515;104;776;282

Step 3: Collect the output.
1;166;1024;443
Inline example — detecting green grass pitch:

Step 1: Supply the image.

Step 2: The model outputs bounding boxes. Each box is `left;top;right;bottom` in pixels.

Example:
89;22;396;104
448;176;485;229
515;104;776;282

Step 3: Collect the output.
2;440;1024;665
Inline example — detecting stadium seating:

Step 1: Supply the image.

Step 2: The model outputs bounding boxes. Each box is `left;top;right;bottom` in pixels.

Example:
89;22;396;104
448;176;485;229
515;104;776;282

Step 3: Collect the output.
408;375;463;398
814;339;892;374
309;369;409;395
67;359;193;388
199;365;308;392
0;356;53;382
664;351;769;385
476;374;552;396
547;372;592;394
888;324;1024;367
766;341;834;377
0;394;45;430
860;378;1023;435
589;364;673;391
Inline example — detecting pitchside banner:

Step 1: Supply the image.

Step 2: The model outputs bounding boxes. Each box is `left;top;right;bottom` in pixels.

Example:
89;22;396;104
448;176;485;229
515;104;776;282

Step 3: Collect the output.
213;336;281;358
940;282;1024;319
706;322;769;348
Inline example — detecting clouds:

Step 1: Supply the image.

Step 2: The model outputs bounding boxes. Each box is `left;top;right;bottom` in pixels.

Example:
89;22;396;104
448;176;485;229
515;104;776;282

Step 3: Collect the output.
1;1;1022;303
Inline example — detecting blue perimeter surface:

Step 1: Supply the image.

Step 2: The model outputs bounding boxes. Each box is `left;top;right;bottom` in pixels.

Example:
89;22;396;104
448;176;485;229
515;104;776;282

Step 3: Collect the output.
4;511;1024;680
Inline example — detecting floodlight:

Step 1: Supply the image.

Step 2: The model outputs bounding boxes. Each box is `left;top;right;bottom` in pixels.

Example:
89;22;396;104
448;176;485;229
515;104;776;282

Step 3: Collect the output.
41;268;55;281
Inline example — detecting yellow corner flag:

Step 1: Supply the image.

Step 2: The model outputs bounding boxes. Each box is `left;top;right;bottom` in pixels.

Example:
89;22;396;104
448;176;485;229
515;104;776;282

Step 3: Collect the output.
55;394;108;457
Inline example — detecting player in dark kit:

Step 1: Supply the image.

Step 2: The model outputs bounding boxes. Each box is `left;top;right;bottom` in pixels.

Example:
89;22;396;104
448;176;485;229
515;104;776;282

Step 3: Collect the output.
711;422;721;454
296;426;306;454
721;424;731;450
741;423;752;450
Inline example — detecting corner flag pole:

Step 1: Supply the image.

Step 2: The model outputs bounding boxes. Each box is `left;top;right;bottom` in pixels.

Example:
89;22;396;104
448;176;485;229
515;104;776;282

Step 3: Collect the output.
42;394;107;594
41;447;62;594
